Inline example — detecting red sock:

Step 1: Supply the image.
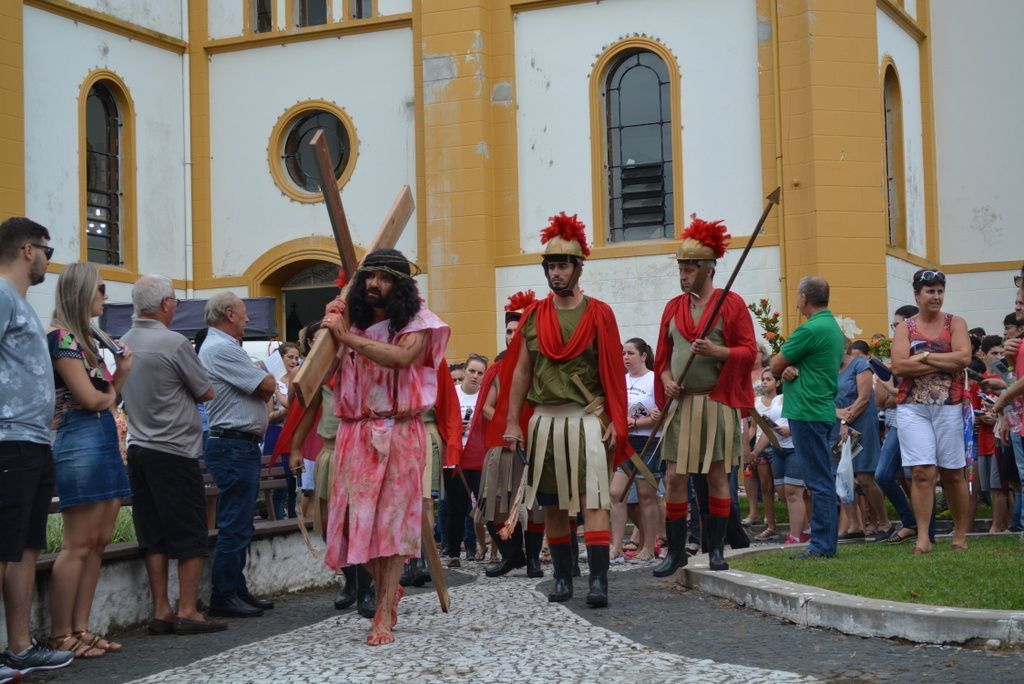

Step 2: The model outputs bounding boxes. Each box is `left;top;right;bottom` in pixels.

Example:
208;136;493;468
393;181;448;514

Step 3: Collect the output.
665;501;689;521
526;521;545;534
548;534;571;546
708;496;731;518
583;530;611;547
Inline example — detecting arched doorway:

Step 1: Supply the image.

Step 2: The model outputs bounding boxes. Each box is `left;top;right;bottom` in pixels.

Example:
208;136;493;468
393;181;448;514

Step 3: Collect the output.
280;262;343;341
245;236;361;341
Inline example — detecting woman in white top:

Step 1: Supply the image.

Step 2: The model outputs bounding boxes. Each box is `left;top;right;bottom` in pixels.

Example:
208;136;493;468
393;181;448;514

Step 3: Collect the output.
609;338;662;563
750;369;808;544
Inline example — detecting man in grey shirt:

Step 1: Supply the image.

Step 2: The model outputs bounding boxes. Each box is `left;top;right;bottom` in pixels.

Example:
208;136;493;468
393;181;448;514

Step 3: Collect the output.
121;275;225;635
0;217;74;676
198;292;276;618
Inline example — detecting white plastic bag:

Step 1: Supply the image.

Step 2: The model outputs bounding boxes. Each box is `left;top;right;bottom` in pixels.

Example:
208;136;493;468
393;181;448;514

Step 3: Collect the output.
835;437;855;505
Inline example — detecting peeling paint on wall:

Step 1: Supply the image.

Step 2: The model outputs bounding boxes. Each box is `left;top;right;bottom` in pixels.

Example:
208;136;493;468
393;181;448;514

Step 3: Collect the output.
968;205;1004;247
423;53;456;104
476;141;490;159
491;81;512;104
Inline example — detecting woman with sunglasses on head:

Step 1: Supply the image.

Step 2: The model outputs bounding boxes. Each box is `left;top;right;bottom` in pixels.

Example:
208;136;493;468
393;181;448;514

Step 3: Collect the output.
891;269;972;554
46;262;133;657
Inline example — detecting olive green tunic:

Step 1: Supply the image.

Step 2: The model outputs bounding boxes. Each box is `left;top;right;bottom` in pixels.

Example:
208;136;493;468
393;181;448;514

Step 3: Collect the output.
660;304;742;472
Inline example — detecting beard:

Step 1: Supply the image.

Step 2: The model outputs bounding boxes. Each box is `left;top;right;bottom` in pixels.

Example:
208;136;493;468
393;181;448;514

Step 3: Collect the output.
365;290;389;309
29;261;46;286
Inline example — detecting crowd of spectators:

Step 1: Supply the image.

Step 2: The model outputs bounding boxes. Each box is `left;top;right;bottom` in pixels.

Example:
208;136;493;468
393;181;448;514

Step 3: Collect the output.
1;211;1021;680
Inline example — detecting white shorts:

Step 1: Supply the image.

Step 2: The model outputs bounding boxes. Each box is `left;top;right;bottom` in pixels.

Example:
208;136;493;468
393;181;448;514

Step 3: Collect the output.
896;404;965;469
301;458;316;491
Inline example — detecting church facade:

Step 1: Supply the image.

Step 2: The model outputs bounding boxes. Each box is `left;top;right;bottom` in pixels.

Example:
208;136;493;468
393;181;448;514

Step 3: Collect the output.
2;0;1019;358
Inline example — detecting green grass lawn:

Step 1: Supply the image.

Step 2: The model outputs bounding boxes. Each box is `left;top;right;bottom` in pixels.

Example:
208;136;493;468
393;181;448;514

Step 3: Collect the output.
44;506;137;554
738;493;993;527
729;535;1024;610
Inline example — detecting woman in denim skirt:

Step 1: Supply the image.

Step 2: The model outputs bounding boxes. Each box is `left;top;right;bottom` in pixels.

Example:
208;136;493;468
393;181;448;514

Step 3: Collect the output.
46;262;133;658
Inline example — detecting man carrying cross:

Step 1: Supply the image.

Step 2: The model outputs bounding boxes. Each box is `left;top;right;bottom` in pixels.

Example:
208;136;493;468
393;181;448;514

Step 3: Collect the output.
652;216;757;576
321;248;450;646
488;213;630;608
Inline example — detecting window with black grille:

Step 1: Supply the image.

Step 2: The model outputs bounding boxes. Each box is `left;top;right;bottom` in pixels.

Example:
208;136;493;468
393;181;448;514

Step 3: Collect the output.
253;0;273;33
282;111;351;193
352;0;374;19
604;50;674;243
297;0;328;27
85;84;122;266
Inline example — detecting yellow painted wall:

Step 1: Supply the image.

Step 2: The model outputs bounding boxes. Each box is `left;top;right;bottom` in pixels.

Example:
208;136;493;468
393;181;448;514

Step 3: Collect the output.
776;0;888;337
419;0;502;361
0;0;25;218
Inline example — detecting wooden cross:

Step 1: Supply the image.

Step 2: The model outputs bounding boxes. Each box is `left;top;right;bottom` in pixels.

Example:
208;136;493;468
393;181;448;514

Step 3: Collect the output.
292;129;414;405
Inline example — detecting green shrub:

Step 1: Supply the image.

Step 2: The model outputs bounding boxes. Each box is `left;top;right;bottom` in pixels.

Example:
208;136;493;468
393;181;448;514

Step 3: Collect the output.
43;506;138;555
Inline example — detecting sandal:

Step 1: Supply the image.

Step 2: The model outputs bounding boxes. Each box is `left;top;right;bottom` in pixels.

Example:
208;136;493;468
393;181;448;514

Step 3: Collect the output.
622;541;639;553
75;630;122;653
628;548;655;563
886;527;915;544
754;528;778;542
49;633;105;659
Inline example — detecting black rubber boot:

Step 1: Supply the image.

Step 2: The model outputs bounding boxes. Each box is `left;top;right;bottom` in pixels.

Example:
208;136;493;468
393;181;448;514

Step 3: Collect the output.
652;515;688;578
485;523;526;578
546;542;574;602
399;558;418;587
570;531;581;577
334;565;358;609
411;555;431;587
585;545;609;608
708;515;730;571
355;564;377;618
524;529;545;578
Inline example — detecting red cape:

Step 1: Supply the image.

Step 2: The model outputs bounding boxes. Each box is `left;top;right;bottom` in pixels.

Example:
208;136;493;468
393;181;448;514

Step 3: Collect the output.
485;295;632;468
460;360;502;470
434;359;464;467
654;290;756;412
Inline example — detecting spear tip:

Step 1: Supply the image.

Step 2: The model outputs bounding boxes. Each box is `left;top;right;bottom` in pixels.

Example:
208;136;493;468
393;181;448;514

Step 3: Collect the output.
767;186;782;205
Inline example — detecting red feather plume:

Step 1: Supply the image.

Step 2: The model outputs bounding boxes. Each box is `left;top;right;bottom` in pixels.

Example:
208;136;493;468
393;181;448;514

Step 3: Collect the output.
333;270;348;289
681;213;731;259
539;212;590;257
505;289;537;312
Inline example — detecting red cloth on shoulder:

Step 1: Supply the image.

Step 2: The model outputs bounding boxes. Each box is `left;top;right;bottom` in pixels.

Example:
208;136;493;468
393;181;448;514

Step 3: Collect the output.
653;290;756;411
434;359;464;467
460;359;501;470
485;294;632;468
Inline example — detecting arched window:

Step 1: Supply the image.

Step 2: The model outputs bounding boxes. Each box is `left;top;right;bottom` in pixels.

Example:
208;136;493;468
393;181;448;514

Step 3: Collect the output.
882;64;906;248
84;83;123;265
603;49;674;243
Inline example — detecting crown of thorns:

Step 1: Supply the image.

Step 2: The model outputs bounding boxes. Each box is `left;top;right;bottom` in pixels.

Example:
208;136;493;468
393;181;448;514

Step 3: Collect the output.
356;256;422;281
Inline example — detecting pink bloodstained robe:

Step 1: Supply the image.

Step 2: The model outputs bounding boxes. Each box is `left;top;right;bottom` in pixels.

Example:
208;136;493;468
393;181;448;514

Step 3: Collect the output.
324;309;450;569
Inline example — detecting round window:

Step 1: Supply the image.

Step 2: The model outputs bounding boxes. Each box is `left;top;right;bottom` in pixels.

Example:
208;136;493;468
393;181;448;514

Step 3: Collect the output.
269;101;358;202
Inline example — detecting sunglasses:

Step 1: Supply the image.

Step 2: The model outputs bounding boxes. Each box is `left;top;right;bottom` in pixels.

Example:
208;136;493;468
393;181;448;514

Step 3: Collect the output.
29;243;54;261
914;269;946;285
97;283;106;296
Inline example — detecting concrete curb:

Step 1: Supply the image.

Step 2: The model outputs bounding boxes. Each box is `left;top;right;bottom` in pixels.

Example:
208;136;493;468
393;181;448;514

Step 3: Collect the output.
678;542;1024;647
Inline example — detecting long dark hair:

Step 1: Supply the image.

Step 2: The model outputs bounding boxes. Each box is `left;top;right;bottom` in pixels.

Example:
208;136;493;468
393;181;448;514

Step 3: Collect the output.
346;248;421;335
625;337;654;371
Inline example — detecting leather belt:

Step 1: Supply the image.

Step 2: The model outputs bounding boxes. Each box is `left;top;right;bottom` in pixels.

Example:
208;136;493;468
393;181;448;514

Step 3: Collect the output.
209;428;262;443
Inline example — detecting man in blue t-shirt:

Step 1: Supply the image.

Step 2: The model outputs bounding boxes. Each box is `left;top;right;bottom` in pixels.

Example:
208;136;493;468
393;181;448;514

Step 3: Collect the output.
0;217;74;676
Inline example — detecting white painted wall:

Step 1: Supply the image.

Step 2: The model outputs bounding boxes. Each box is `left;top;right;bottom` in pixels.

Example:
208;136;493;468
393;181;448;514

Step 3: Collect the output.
877;10;927;258
67;0;184;38
208;0;245;39
207;28;417;277
513;0;763;253
930;0;1024;265
22;7;188;292
495;245;781;356
887;256;1018;335
377;0;412;15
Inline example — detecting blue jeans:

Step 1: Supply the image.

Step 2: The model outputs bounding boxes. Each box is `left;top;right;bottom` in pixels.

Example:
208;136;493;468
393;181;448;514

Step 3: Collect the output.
875;426;915;529
790;420;837;557
204;436;261;600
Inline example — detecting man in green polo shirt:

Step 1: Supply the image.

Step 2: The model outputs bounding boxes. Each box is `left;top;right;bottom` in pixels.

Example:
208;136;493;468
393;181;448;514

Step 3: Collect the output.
770;276;845;558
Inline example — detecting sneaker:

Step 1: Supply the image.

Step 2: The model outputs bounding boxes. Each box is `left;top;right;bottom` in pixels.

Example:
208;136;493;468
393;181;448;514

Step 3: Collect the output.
789;549;830;561
684;542;700;556
3;639;74;675
784;535;802;545
799;533;810;543
0;662;22;683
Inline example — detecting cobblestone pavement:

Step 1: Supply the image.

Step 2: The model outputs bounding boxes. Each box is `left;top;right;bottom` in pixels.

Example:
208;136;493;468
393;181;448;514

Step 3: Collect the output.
32;558;1024;683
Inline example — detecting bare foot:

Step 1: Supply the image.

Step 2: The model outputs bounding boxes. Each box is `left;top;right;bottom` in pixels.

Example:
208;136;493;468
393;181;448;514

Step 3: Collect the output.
911;544;931;555
366;622;394;646
390;586;405;628
950;541;968;551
